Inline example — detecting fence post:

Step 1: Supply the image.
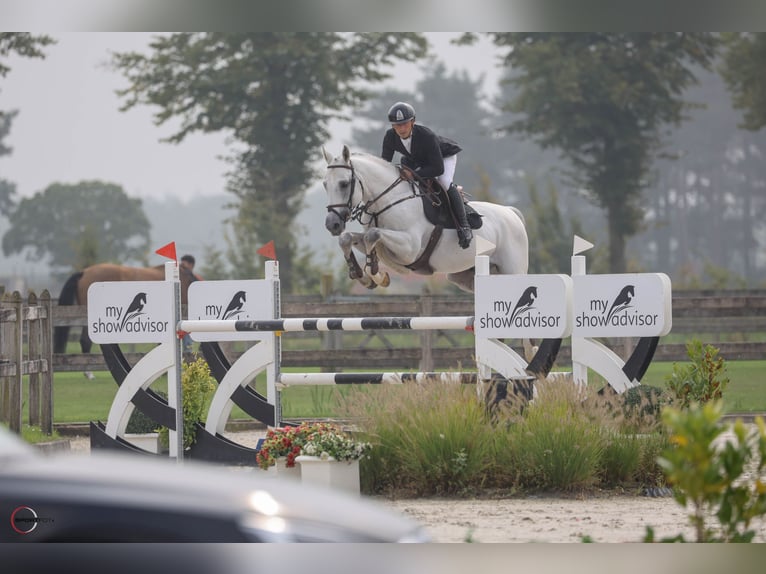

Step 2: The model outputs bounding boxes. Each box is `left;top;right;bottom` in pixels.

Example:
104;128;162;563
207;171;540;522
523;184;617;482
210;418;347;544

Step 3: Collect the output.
28;290;40;427
9;291;23;433
419;288;434;372
40;290;54;435
0;290;9;424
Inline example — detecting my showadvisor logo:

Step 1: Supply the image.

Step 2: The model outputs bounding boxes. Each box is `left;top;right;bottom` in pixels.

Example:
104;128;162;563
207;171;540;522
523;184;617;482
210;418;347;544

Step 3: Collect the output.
606;285;635;322
219;290;246;320
90;291;170;335
10;505;54;535
479;285;562;330
576;284;659;329
509;286;537;321
120;292;147;329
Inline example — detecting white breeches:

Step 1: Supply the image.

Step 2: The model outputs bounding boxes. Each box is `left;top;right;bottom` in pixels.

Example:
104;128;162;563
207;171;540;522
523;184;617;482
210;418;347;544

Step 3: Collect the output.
436;154;457;191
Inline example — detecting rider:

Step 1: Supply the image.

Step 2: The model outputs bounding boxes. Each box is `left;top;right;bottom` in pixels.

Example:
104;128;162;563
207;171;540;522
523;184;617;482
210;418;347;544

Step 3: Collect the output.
381;101;473;249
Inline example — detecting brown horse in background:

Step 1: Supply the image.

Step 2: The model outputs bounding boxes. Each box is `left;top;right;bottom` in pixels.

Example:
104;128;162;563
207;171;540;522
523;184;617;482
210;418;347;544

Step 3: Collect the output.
54;263;199;353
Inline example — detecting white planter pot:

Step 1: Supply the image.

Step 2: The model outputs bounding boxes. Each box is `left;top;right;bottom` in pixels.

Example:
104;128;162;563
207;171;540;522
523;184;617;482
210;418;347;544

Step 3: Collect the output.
124;433;160;454
264;457;301;480
295;456;360;496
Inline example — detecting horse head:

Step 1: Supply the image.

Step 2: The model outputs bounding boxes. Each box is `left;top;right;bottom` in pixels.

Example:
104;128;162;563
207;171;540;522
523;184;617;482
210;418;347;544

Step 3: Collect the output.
322;145;357;236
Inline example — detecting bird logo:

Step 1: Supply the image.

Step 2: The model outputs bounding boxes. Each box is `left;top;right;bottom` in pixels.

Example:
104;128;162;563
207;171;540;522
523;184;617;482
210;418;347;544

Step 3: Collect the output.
120;292;147;329
510;286;538;321
605;285;635;322
220;290;247;320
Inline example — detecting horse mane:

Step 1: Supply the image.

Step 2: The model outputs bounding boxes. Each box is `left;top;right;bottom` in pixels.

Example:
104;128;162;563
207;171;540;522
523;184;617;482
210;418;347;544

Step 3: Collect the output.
351;152;396;170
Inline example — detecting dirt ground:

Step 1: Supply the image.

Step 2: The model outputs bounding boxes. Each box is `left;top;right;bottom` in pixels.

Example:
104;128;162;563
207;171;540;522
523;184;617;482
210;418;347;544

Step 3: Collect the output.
380;494;703;543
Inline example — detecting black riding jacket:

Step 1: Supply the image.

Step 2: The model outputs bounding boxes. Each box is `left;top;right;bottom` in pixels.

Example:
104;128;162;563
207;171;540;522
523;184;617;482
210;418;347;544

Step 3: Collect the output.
381;124;461;180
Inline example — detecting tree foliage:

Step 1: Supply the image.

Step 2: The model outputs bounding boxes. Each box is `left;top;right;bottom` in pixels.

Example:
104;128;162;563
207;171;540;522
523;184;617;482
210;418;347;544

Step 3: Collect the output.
0;33;55;217
470;33;718;272
720;33;766;132
0;110;17;217
1;181;151;272
0;33;55;78
112;33;428;292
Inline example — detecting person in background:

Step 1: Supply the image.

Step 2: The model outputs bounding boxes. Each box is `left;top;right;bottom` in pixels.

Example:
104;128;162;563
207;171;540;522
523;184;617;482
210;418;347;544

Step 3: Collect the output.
180;254;203;281
381;101;472;249
179;254;202;352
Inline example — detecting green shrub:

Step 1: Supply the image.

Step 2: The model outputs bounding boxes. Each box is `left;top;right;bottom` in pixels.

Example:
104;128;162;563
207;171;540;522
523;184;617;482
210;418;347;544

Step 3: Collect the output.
506;382;603;491
125;393;166;434
344;382;494;495
158;356;216;451
344;376;671;496
649;402;766;542
599;432;642;485
665;340;729;409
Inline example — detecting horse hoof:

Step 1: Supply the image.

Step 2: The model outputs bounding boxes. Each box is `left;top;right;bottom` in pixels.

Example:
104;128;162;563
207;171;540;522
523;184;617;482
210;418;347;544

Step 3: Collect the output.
380;273;390;288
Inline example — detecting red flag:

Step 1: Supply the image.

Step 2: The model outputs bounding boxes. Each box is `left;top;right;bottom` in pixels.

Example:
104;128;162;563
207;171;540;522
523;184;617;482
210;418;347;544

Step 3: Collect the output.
257;240;277;260
155;241;177;261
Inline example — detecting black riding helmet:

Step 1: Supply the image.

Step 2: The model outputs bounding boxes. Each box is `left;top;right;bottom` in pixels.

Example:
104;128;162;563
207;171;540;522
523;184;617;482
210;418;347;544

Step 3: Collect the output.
387;102;416;124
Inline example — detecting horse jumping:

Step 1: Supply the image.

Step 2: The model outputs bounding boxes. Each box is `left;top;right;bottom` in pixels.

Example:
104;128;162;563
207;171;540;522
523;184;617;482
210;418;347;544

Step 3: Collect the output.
322;145;529;293
54;263;198;353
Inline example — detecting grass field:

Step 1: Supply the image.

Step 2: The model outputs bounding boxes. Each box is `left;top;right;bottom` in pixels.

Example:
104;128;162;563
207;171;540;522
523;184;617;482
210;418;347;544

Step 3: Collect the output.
18;359;765;426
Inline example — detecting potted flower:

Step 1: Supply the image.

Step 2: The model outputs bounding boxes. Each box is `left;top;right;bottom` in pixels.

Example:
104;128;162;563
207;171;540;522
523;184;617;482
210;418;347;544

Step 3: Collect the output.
255;422;322;476
295;423;371;495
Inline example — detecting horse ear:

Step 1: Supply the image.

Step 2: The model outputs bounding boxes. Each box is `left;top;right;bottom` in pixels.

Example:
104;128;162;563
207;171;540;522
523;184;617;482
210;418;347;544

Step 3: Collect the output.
342;145;350;163
321;146;333;165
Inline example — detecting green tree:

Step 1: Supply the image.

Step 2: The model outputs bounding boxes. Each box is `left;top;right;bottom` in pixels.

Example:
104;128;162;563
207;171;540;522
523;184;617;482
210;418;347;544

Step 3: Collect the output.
720;33;766;131
0;110;17;217
467;33;719;272
112;33;428;292
1;181;151;272
0;33;55;216
525;180;585;274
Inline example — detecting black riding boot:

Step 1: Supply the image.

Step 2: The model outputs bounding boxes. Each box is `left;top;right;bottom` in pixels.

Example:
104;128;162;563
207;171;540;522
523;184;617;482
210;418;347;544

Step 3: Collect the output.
446;183;473;249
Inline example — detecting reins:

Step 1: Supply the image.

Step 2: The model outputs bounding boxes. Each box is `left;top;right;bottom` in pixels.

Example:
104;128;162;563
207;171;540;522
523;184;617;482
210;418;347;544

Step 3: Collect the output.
325;160;426;227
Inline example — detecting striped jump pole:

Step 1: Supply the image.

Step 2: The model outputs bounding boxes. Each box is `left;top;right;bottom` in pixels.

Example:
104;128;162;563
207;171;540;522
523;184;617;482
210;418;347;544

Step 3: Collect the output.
178;316;474;333
278;372;479;386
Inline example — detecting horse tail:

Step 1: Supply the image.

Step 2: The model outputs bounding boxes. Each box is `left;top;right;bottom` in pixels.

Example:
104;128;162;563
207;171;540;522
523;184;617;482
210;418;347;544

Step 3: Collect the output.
509;205;526;227
53;271;83;353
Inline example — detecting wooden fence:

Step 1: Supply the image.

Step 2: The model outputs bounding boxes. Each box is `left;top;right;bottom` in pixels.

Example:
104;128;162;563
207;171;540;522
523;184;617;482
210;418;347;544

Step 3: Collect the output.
0;289;54;434
49;289;766;373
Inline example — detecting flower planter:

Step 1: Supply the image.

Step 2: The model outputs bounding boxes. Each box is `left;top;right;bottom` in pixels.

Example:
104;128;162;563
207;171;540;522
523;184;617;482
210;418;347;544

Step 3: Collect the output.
295;456;360;496
264;457;301;480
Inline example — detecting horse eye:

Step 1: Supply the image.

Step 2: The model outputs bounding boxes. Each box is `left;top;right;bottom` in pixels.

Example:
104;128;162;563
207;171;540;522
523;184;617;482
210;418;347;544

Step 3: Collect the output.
339;180;349;189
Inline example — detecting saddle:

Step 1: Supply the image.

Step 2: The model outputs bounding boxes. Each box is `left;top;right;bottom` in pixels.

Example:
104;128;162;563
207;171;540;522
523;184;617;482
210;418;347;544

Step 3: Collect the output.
404;180;483;275
418;180;483;230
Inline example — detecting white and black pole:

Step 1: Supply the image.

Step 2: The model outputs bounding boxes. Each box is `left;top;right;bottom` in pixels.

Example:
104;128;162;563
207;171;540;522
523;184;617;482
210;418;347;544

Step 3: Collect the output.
166;261;184;463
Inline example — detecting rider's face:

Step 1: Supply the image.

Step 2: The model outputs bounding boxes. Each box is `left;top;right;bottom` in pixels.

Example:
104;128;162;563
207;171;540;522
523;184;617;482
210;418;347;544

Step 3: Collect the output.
392;119;414;139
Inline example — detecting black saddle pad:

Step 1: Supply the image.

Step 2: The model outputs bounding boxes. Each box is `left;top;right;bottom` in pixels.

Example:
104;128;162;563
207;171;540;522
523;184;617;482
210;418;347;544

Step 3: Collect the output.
418;184;483;230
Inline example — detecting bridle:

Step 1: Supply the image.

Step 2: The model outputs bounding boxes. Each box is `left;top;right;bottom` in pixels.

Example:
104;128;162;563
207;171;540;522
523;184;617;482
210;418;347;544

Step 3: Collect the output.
325;160;421;227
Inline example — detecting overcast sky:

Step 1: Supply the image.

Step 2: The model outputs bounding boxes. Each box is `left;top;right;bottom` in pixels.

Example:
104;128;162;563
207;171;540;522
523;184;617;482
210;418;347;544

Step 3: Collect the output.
0;32;500;204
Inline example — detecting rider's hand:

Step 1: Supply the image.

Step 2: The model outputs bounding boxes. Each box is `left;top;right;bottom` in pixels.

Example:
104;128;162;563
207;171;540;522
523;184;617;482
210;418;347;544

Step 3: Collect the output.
400;167;415;181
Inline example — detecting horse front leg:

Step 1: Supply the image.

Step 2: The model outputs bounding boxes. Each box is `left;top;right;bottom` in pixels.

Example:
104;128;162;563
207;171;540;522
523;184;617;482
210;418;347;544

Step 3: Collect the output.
339;232;377;289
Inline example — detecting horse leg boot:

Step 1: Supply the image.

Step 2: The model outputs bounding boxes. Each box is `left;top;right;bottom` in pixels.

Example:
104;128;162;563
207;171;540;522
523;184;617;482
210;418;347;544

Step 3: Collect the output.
446;183;473;249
